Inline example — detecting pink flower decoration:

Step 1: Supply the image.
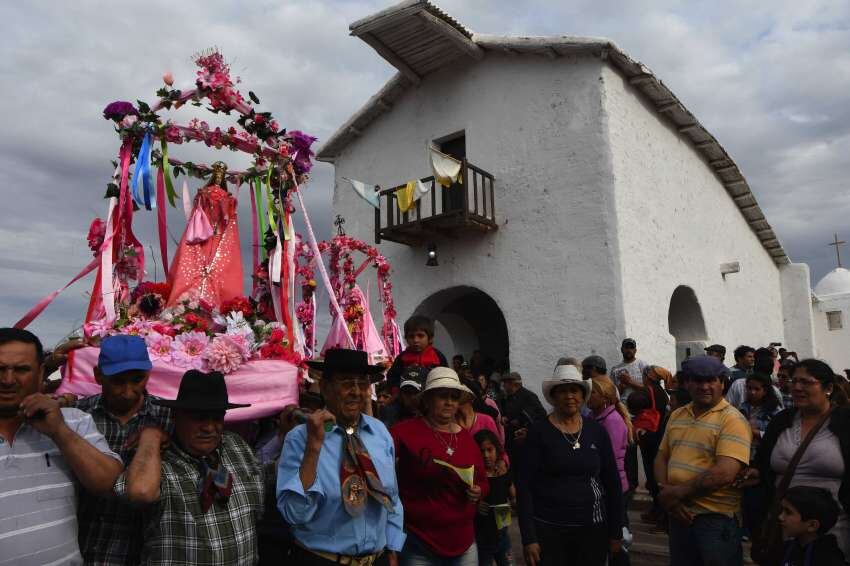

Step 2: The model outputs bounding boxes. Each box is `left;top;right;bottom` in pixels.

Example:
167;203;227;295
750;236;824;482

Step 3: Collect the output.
171;331;210;369
121;320;153;337
163;71;174;86
84;318;114;339
145;332;173;363
204;335;244;374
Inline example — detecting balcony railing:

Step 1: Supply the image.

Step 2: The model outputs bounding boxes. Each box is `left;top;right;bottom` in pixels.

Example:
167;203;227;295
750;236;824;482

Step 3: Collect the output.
375;159;497;246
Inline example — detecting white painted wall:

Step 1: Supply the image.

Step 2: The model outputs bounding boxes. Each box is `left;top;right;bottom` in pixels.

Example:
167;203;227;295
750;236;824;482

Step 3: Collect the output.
813;295;850;371
781;263;817;358
600;66;786;370
330;53;623;395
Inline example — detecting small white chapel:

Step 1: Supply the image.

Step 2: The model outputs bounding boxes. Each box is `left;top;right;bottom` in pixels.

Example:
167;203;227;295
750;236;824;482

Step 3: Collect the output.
316;0;840;390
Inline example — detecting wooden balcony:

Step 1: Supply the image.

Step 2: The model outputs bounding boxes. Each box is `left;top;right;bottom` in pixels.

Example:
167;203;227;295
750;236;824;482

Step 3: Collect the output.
375;160;497;246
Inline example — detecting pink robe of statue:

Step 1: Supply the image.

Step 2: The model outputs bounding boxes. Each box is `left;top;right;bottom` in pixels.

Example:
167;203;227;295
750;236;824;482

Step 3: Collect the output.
166;185;243;308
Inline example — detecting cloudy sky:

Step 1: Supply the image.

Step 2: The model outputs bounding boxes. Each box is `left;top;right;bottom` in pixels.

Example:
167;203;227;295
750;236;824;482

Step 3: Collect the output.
2;0;848;347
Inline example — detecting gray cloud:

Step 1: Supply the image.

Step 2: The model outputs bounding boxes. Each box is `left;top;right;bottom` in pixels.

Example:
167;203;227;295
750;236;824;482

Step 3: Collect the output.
1;0;848;346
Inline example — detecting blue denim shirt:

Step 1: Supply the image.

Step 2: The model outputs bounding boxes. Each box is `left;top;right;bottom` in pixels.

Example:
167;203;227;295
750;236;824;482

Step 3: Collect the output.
277;414;405;555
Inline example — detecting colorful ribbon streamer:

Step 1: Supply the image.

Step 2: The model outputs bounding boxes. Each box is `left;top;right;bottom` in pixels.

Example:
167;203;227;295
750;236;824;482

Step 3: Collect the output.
160;139;177;206
293;181;354;349
14;257;100;329
156;168;169;277
132;131;155;210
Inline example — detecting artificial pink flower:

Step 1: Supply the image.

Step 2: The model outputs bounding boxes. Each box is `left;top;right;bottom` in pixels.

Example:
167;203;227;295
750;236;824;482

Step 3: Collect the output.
171;331;210;369
204;335;244;373
84;318;114;339
163;71;174;86
145;332;173;363
121;320;153;337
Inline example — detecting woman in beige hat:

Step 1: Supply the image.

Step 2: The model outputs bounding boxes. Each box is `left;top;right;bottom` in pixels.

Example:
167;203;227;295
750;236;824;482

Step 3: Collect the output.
517;365;624;566
391;367;490;565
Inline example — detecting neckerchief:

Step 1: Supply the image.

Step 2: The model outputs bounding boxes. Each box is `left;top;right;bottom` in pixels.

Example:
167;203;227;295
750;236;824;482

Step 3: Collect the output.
197;452;233;512
339;423;394;517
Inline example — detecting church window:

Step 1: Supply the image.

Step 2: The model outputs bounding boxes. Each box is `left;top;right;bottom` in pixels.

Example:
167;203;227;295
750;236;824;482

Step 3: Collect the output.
827;311;843;331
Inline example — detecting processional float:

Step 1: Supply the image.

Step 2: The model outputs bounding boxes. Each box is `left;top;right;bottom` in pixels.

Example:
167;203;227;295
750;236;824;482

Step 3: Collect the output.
15;51;402;421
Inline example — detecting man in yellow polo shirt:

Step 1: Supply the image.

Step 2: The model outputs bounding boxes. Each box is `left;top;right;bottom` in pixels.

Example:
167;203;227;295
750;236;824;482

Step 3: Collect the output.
655;355;751;566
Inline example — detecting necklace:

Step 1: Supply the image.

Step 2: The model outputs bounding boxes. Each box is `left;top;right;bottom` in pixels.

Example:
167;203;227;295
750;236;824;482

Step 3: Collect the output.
558;416;583;450
427;419;458;456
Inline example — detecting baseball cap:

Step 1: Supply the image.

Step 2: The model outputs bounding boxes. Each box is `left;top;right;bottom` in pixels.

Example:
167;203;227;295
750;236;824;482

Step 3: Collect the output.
704;344;726;355
98;335;153;376
621;338;637;348
399;366;428;391
681;355;727;380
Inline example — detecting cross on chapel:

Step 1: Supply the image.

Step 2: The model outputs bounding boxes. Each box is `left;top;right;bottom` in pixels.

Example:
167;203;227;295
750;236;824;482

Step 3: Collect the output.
829;233;846;268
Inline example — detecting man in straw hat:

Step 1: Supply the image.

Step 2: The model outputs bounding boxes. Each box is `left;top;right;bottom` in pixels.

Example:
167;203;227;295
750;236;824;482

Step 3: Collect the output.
277;348;404;566
115;369;265;565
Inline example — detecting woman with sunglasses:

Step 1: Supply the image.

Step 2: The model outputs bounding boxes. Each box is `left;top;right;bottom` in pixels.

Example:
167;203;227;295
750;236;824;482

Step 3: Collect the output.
392;367;489;566
746;359;850;562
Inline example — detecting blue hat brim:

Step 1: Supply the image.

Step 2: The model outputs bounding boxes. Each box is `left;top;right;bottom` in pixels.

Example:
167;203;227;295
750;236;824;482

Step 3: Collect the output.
100;360;153;376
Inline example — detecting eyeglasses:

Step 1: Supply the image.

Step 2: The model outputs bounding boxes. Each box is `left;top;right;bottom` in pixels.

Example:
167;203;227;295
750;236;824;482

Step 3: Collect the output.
790;378;821;387
337;378;372;391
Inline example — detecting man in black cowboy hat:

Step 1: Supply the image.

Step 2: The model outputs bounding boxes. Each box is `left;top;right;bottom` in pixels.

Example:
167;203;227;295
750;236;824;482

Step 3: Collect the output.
277;348;404;566
115;369;265;565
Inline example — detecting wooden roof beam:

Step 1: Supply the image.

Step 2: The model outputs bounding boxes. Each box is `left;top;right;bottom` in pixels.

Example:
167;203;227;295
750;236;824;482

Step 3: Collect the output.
359;32;422;85
416;10;483;60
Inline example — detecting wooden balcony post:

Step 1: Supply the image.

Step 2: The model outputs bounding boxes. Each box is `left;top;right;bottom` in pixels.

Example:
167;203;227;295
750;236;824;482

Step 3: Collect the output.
374;196;382;244
461;159;469;220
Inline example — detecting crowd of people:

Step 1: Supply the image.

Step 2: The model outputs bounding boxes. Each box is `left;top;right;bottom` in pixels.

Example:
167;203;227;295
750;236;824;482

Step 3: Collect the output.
2;316;850;566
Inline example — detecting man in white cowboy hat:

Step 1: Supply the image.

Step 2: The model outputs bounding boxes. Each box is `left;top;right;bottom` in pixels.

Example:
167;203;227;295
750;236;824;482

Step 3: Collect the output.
278;348;404;566
114;369;264;566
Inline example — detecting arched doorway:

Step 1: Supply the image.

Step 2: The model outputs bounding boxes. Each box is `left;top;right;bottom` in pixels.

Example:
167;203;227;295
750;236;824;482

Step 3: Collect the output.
414;286;509;368
668;285;708;369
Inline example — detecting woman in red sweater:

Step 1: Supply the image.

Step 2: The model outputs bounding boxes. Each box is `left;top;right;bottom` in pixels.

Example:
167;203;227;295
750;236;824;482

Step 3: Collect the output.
392;367;489;566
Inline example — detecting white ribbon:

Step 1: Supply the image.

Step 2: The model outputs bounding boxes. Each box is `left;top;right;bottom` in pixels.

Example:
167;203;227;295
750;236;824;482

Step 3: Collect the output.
182;180;192;219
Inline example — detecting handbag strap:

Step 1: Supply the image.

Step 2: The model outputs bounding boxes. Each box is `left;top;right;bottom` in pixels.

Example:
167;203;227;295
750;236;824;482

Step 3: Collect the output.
775;408;833;499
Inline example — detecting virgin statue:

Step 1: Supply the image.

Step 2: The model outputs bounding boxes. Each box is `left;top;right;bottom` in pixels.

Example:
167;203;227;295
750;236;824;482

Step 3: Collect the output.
166;161;243;307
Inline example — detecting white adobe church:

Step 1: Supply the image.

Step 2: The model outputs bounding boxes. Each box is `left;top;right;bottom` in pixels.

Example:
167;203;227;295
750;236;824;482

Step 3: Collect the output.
316;0;843;389
812;263;850;373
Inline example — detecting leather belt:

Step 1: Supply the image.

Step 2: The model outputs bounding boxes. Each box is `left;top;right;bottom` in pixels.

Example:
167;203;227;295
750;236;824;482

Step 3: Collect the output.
296;542;381;566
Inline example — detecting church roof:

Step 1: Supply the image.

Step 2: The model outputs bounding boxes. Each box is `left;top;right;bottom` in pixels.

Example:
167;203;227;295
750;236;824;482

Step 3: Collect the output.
317;0;789;265
814;268;850;298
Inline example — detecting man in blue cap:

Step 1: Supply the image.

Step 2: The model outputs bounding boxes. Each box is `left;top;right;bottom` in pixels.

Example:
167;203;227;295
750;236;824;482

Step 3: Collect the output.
654;355;752;566
73;335;173;565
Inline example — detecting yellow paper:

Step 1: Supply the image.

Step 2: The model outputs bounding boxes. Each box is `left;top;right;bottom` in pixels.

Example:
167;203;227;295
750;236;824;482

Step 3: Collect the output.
433;458;475;487
491;503;512;530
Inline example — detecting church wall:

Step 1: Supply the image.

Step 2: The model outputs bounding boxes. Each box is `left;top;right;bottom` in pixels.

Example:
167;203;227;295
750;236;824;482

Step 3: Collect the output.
600;65;786;370
813;295;850;371
330;53;624;395
780;263;817;358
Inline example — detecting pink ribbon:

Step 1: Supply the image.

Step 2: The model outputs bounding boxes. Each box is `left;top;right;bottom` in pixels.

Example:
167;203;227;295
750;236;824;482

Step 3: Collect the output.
14;257;100;329
156;168;169;277
250;183;259;272
293;182;354;349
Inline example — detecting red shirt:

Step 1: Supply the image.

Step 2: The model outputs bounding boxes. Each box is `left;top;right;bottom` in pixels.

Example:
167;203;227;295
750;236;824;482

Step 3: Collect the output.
392;417;489;557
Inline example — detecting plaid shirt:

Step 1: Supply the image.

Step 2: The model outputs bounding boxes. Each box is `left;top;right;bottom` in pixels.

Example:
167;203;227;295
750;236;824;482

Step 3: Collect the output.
115;431;265;566
75;393;174;566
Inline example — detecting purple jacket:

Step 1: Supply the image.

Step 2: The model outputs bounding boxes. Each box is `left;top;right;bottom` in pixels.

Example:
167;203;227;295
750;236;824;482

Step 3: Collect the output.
594;405;630;493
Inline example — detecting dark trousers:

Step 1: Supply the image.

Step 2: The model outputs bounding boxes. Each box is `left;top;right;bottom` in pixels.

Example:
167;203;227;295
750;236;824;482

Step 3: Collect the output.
668;513;743;566
535;521;608;566
639;432;661;502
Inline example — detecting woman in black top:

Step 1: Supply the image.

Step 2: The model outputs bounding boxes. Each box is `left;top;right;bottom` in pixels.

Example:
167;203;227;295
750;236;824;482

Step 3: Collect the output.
517;365;623;566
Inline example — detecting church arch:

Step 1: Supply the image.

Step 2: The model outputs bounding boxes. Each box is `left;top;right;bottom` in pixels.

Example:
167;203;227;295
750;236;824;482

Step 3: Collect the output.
668;285;708;368
413;286;509;367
